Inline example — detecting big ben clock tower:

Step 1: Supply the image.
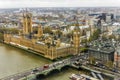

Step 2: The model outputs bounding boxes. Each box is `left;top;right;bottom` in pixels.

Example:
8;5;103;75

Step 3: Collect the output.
73;20;80;55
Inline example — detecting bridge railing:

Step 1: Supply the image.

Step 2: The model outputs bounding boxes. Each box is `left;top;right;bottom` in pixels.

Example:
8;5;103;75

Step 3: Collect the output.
0;69;31;80
0;57;76;80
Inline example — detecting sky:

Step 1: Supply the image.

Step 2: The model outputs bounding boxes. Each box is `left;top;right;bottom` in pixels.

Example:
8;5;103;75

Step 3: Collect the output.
0;0;120;8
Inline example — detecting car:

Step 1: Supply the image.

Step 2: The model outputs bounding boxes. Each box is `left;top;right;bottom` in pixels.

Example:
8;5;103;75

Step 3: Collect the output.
58;61;63;64
102;66;106;69
79;59;82;61
112;69;118;73
43;64;49;69
33;69;39;72
31;71;34;74
31;68;39;74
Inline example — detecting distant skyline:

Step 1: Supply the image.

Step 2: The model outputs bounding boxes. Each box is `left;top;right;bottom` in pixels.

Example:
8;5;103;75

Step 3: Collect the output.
0;0;120;8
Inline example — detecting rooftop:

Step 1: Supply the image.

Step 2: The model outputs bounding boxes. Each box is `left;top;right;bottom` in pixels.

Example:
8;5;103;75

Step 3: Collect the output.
88;40;115;54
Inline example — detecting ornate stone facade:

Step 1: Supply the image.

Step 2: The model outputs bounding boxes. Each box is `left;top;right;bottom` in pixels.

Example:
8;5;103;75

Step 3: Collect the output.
4;34;74;60
3;12;80;60
23;11;32;35
73;23;81;55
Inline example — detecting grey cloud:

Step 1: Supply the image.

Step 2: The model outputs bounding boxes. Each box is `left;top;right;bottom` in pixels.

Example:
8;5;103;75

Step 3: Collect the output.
0;0;120;8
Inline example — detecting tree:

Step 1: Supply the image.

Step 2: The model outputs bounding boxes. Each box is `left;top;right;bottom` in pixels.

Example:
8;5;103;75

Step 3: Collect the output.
9;28;19;34
80;47;87;52
0;28;9;33
0;33;4;41
43;27;53;34
108;34;116;40
55;30;63;38
89;29;101;41
117;35;120;41
89;56;96;64
66;31;73;38
0;28;19;34
81;38;87;43
101;34;107;40
105;61;113;68
93;29;101;39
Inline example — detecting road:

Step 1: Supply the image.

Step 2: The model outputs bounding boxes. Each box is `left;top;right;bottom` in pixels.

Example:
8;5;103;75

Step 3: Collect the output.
0;57;78;80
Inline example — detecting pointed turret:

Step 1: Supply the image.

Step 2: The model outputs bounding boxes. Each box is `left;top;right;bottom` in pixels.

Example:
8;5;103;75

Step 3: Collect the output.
37;24;43;37
22;8;32;35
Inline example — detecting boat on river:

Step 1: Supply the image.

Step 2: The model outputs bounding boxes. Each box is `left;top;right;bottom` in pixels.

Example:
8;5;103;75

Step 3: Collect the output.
69;73;99;80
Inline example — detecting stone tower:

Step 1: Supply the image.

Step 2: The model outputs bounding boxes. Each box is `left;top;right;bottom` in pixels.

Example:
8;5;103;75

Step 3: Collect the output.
37;24;43;37
23;10;32;35
73;21;80;55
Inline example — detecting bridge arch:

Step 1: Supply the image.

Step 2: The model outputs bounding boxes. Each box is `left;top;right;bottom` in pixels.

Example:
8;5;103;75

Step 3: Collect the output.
36;74;45;79
47;69;60;76
60;65;70;71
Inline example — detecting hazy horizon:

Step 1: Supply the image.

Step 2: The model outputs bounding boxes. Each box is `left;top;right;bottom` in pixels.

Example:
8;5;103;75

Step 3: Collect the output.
0;0;120;8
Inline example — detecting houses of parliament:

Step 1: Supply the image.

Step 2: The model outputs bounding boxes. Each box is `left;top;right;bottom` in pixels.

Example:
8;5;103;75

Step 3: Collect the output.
3;11;82;60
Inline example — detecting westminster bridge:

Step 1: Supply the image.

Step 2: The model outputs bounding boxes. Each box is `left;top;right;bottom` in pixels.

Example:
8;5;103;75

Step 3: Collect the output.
0;55;81;80
1;54;120;80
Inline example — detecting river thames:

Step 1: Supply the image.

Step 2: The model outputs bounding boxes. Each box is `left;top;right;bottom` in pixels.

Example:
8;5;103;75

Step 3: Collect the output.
0;43;79;80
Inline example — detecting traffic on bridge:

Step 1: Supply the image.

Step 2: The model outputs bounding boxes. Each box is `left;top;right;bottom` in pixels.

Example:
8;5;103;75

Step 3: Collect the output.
0;55;83;80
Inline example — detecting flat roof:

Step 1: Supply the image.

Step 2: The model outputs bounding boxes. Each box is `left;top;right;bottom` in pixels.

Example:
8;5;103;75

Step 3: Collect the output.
88;40;115;54
88;46;115;54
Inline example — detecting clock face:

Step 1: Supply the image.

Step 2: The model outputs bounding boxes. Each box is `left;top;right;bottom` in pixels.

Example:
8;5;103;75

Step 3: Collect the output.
74;31;80;35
